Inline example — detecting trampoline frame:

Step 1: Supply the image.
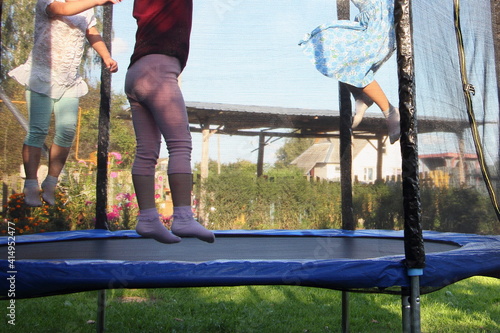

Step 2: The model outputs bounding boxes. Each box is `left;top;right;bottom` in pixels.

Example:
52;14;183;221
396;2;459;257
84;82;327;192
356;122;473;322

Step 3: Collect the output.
1;229;500;332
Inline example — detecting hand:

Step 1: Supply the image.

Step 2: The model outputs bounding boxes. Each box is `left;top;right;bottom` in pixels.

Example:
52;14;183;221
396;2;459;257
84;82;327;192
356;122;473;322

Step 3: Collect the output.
96;0;122;5
104;58;118;73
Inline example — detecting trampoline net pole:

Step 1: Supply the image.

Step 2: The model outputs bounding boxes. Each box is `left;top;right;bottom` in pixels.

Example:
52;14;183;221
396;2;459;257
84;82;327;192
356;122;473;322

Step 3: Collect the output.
96;290;106;333
401;290;411;333
337;0;355;232
410;275;422;333
341;290;350;333
95;5;113;230
337;2;353;331
395;0;425;268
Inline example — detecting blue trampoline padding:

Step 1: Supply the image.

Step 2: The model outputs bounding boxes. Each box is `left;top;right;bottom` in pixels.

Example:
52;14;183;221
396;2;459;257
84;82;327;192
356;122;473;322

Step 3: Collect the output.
1;229;499;299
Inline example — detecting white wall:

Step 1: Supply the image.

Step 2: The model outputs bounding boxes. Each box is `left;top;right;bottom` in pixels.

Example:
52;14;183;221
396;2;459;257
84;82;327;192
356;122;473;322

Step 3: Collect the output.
352;139;402;183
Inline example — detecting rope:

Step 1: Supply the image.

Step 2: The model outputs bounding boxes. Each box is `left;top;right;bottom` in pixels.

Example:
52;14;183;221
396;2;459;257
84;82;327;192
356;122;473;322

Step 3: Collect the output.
453;0;500;221
0;88;49;156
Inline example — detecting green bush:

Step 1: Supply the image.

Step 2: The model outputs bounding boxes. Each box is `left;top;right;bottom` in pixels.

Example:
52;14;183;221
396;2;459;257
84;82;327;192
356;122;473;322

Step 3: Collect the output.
436;187;497;234
197;163;498;234
4;160;498;235
1;191;70;235
353;182;404;230
200;167;343;230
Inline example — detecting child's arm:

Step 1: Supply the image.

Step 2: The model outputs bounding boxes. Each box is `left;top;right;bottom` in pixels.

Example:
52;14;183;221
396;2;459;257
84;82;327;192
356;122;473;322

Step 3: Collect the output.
47;0;121;17
86;26;118;73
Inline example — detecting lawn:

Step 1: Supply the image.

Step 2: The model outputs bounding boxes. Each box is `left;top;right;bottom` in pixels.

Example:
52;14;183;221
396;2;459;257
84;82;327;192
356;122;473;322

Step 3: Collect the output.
1;276;499;332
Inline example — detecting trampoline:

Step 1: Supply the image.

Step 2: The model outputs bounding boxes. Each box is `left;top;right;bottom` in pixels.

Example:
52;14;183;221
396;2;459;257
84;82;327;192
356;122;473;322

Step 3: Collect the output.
2;0;500;332
1;229;500;300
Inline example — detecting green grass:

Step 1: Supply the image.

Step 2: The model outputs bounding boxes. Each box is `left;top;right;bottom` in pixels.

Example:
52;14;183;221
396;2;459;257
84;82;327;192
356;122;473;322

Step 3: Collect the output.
1;276;499;333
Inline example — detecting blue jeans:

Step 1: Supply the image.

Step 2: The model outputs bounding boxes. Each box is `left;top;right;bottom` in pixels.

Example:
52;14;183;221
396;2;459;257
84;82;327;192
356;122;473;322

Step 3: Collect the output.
24;89;79;148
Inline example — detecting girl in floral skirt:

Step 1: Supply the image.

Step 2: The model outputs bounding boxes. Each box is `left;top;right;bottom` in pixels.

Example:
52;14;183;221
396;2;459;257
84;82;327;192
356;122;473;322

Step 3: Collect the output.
299;0;400;144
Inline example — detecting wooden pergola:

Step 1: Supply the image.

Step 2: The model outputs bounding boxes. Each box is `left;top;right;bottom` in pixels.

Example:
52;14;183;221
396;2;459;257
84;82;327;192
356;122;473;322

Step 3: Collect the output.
185;101;471;180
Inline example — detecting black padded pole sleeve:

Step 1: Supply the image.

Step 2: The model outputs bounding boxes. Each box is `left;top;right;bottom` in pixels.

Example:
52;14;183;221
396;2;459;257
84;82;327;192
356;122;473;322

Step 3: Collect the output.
395;0;425;268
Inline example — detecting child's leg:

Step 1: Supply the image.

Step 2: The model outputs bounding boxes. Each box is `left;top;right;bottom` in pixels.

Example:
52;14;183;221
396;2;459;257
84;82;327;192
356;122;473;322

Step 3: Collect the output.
22;90;54;206
151;59;214;243
127;54;214;243
133;174;181;244
41;144;70;205
41;97;79;205
361;81;390;112
361;81;400;144
22;172;42;207
346;85;374;128
384;105;400;144
127;101;182;244
169;173;215;243
126;74;181;244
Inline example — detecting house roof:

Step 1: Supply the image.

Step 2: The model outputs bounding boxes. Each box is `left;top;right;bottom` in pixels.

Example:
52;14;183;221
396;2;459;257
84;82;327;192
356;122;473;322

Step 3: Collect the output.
291;138;369;174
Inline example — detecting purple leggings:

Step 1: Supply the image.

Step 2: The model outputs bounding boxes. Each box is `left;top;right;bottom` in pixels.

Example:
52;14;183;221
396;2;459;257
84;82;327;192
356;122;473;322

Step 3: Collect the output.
125;54;192;176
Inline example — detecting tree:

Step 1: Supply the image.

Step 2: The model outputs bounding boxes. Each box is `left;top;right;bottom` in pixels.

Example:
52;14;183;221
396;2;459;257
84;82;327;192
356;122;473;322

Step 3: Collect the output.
73;86;135;168
274;137;314;168
1;0;35;83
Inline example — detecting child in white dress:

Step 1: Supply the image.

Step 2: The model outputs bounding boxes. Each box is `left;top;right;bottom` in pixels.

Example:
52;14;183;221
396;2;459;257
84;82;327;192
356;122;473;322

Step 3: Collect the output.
9;0;120;206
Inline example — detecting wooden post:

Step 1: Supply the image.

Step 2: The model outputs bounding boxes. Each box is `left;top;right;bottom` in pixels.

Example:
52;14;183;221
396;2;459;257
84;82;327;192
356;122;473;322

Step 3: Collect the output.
257;132;266;177
199;123;212;223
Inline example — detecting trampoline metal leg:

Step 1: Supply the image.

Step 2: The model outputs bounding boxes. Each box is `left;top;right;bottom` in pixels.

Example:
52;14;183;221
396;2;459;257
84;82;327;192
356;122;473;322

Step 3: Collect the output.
97;290;106;333
410;276;421;333
401;291;411;333
342;291;350;333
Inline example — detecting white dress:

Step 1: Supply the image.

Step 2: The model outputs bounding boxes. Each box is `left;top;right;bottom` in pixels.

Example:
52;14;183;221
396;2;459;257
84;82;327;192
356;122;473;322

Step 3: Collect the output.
8;0;96;99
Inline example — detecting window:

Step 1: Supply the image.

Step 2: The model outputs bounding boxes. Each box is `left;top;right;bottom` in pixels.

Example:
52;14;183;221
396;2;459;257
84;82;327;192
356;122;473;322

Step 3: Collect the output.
364;168;374;182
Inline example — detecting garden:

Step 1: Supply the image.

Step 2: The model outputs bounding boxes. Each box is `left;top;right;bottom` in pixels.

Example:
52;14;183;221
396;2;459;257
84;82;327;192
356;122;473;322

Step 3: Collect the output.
2;157;499;236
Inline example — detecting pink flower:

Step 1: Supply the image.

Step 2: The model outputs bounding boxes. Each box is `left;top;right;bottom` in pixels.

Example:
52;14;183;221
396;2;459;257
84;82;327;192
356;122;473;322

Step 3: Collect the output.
160;214;173;226
110;172;118;178
109;152;122;160
107;211;120;221
154;194;160;199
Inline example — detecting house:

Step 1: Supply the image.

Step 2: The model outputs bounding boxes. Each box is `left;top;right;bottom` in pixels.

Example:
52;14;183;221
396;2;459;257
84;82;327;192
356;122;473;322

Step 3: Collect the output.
291;137;402;183
419;152;481;187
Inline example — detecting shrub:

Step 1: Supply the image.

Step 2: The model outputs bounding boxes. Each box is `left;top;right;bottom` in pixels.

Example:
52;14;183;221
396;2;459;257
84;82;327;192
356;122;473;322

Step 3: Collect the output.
1;191;70;235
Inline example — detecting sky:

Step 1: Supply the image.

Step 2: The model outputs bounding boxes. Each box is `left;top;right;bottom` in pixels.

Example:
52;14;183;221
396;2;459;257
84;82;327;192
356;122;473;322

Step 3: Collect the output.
109;1;399;166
